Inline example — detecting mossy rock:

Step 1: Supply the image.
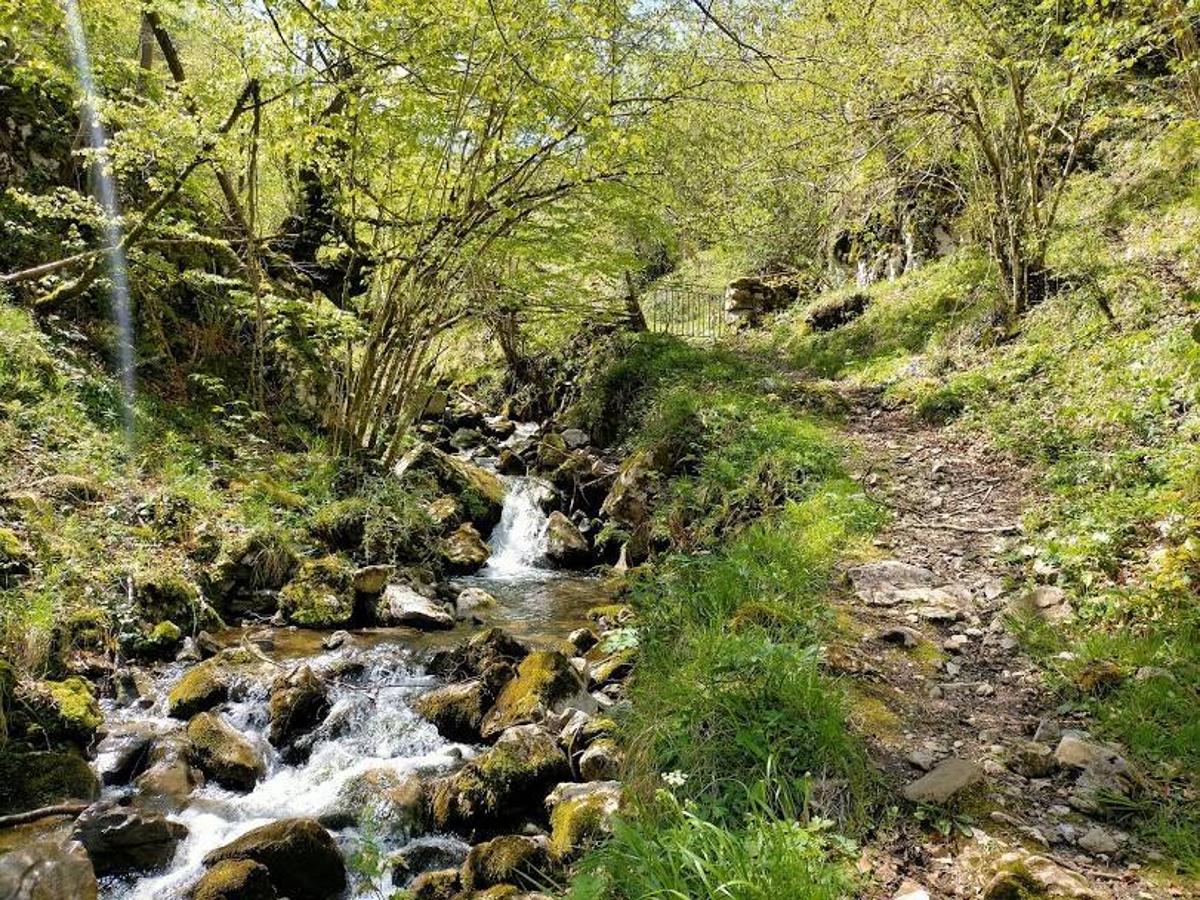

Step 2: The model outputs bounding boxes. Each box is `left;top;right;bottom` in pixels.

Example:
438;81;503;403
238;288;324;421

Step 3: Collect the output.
441;523;491;573
0;749;100;814
428;628;529;685
585;604;633;626
202;817;346;900
309;497;368;552
208;528;299;616
11;676;103;749
134;573;217;630
0;526;32;585
47;606;111;663
187;712;265;791
460;835;549;892
546;781;621;860
429;725;570;837
267;666;330;751
408;868;460;900
40;473;103;504
279;556;356;627
125;620;184;661
168;661;230;719
413;680;491;743
329;768;425;835
394;443;505;532
192;858;276;900
481;651;589;739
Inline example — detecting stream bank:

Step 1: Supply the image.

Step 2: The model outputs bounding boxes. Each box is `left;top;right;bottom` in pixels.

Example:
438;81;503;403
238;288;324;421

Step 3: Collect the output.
0;412;640;900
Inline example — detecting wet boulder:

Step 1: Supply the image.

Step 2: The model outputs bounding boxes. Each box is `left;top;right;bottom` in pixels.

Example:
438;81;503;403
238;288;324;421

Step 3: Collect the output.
392;835;471;886
267;666;330;756
95;723;156;786
0;750;100;815
560;428;591;451
134;732;204;810
456;587;497;616
428;627;528;689
186;712;265;791
192;859;277;900
441;523;491;573
545;781;621;860
326;768;425;835
71;800;187;875
0;840;97;900
394;443;506;533
414;680;491;743
279;557;356;628
460;835;550;892
167;660;230;719
113;668;156;708
481;650;594;739
429;724;570;837
202;818;346;900
375;583;455;630
545;512;590;568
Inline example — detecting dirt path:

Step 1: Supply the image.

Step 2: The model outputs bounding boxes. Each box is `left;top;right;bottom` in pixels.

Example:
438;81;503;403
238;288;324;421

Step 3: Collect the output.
822;394;1178;900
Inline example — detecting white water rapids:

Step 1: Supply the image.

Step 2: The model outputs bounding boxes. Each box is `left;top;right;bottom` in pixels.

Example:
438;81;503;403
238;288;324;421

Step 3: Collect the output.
98;470;575;899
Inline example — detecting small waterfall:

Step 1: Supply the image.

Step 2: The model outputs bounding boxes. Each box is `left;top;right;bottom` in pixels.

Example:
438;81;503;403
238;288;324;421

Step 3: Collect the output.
62;0;136;442
481;477;554;579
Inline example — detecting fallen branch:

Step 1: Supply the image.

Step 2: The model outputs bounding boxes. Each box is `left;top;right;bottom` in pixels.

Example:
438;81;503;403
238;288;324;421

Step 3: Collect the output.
0;803;89;828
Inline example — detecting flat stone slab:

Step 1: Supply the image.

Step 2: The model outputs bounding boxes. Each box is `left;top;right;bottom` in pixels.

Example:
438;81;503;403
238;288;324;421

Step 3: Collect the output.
902;757;984;804
847;560;935;605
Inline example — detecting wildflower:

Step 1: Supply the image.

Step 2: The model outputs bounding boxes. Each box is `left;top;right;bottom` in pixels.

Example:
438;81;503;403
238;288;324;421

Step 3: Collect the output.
662;770;688;788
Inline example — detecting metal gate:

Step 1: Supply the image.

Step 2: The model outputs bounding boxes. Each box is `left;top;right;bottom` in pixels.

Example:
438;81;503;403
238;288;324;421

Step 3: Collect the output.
642;283;729;340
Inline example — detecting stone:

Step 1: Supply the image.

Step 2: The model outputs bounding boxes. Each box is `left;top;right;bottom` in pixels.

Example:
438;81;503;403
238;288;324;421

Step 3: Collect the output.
560;428;591;450
187;712;265;791
1008;741;1058;779
901;758;983;804
579;739;623;781
428;628;529;684
498;449;526;475
192;859;277;900
0;840;98;900
944;634;970;653
408;868;461;900
0;750;100;815
545;781;620;859
1053;734;1127;771
460;835;549;892
414;680;491;743
457;587;498;614
95;724;156;787
1033;718;1061;744
328;768;425;835
429;725;570;836
267;666;330;751
13;676;103;750
167;661;230;719
1077;826;1119;855
322;630;351;651
1015;585;1074;623
481;650;594;739
545;512;591;568
203;818;346;900
208;529;299;618
376;583;455;630
846;560;935;605
352;564;395;595
600;450;656;529
587;648;636;687
394;443;506;532
442;523;491;572
279;556;356;628
982;851;1100;899
894;881;930;900
906;749;938;772
392;835;471;884
877;626;921;648
567;628;598;653
113;668;155;708
71;800;187;875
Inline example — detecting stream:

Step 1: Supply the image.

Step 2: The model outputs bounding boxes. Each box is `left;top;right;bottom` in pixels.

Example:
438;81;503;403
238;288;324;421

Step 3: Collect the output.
91;469;604;899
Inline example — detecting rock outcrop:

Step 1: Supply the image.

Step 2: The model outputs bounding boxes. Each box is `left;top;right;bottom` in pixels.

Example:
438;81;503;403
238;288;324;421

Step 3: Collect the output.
202;818;346;900
186;712;265;791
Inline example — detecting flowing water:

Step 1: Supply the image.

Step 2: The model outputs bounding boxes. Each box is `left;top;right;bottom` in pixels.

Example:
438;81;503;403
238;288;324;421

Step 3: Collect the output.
95;470;604;898
62;0;137;441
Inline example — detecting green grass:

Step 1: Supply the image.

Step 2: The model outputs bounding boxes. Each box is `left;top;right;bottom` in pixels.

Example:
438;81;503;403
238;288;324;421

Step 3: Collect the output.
571;333;883;898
